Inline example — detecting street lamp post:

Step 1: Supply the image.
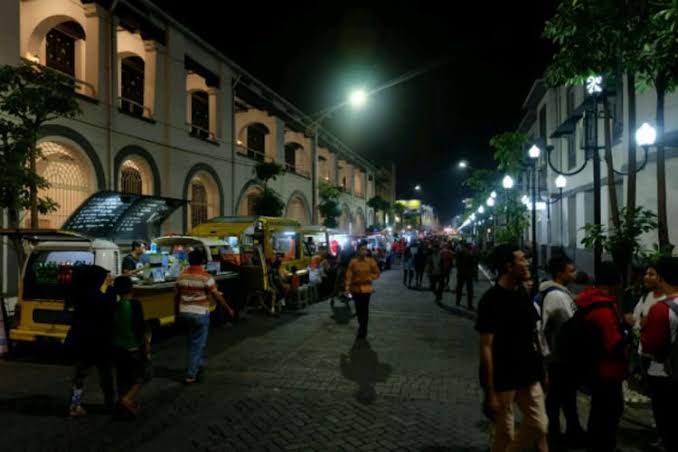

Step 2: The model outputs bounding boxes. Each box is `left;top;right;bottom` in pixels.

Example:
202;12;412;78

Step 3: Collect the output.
555;175;567;246
528;145;541;291
502;175;514;227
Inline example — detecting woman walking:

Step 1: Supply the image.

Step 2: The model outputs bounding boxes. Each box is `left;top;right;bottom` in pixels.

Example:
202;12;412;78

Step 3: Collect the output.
345;241;380;340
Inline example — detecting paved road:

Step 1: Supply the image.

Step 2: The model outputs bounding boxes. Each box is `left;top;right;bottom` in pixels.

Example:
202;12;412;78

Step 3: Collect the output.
0;266;657;451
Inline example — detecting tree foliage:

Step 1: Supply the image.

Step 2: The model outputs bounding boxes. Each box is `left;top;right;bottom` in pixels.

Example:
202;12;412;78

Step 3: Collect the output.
318;181;342;228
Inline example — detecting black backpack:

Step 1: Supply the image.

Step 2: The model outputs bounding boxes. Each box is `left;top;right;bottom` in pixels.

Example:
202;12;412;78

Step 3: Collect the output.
556;302;617;387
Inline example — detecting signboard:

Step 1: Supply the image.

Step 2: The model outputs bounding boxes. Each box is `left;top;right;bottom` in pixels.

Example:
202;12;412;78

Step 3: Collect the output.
396;199;422;210
62;191;185;243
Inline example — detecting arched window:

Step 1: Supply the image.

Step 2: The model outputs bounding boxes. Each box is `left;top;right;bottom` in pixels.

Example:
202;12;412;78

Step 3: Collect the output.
121;56;145;116
284;143;298;172
286;196;309;224
188;171;219;229
237;186;263;216
45;21;85;77
30;141;94;228
190;91;210;140
119;157;153;195
247;123;269;162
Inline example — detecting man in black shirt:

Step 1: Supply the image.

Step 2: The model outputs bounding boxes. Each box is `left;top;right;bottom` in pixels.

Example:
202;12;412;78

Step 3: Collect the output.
122;241;145;276
476;244;547;452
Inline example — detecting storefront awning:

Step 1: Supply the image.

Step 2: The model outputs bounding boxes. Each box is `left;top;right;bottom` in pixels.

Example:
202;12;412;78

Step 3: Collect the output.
62;191;185;243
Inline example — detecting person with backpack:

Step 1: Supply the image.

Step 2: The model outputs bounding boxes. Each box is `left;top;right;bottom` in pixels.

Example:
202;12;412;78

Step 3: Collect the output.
534;254;586;447
641;256;678;452
476;244;548;452
569;262;627;452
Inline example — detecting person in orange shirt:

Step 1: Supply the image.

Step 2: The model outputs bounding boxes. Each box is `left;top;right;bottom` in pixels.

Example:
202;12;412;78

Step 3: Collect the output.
345;241;380;340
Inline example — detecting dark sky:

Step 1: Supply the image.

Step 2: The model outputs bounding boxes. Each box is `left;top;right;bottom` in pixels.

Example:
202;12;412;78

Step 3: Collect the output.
158;1;556;223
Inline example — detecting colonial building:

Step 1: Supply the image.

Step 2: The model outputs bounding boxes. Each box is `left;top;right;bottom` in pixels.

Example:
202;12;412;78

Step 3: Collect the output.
0;0;392;299
518;76;678;273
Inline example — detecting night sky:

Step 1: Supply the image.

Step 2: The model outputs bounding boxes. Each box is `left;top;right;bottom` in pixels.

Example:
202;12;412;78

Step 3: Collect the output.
158;1;556;224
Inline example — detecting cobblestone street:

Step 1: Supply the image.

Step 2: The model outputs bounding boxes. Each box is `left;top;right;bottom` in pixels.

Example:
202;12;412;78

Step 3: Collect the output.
0;267;657;451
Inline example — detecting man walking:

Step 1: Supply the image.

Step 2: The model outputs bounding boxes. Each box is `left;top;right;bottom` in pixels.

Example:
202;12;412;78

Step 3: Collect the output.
476;244;548;452
345;241;380;340
641;257;678;452
537;255;585;446
456;242;475;309
426;242;445;301
175;250;234;384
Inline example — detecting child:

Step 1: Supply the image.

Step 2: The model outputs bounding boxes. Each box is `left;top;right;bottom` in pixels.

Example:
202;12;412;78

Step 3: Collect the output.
112;276;150;417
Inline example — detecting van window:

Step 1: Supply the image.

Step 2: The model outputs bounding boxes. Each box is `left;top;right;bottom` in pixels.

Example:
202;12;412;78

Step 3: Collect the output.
23;250;95;300
271;231;300;261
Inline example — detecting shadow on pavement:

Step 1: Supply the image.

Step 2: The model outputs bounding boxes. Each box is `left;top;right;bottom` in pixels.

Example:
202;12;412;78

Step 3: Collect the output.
434;299;477;320
0;394;110;417
340;341;391;405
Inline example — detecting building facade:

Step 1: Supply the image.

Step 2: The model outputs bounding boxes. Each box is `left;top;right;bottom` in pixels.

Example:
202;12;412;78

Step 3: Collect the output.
0;0;391;299
518;76;678;273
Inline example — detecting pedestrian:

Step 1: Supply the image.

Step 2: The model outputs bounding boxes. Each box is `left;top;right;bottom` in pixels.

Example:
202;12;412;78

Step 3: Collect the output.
573;262;626;452
345;241;380;341
426;242;445;301
456;242;475;309
641;257;678;452
175;250;234;384
402;245;414;288
476;244;548;452
535;254;586;447
441;243;455;291
64;265;116;417
414;245;427;289
111;275;150;418
268;255;288;314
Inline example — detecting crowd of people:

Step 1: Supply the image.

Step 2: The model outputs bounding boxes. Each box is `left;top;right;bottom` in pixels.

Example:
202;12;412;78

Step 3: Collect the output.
476;243;678;452
399;237;480;309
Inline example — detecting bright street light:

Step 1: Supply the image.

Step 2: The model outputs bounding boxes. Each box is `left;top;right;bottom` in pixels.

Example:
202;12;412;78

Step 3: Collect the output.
521;195;530;205
458;160;468;169
470;213;476;221
636;122;657;147
478;206;485;214
528;145;541;159
486;197;495;207
586;75;603;95
490;191;497;199
349;89;368;108
502;175;514;190
555;174;567;189
414;185;421;191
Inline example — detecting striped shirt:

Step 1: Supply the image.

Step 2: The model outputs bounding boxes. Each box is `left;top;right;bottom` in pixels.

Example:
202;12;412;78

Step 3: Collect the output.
176;266;217;315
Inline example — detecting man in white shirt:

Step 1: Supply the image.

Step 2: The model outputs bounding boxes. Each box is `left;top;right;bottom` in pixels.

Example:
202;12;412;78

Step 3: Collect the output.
538;254;586;447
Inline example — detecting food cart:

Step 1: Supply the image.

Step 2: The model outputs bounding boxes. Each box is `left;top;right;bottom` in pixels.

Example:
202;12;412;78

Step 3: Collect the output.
8;192;238;344
301;225;348;256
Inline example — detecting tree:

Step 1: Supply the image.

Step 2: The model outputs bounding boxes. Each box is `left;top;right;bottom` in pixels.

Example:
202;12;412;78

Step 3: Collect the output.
252;161;286;216
0;61;81;266
367;195;391;225
318;181;342;228
637;2;678;248
392;202;406;230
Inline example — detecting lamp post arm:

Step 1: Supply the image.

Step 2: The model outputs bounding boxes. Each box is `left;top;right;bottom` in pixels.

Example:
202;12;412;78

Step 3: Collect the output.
545;146;589;176
612;145;649;176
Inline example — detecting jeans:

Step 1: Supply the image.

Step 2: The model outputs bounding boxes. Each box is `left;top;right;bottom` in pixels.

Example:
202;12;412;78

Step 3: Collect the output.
648;376;678;451
545;362;582;436
352;293;371;338
493;383;548;452
456;272;474;307
587;379;623;452
181;313;210;378
429;274;444;300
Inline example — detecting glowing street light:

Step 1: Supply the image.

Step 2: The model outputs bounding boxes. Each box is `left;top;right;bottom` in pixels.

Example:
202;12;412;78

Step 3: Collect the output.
458;160;469;169
521;195;530;205
502;175;514;190
486;197;495;207
586;75;603;95
528;145;541;159
478;206;485;214
555;174;567;189
636;122;657;147
349;89;368;108
414;185;421;191
490;191;497;199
